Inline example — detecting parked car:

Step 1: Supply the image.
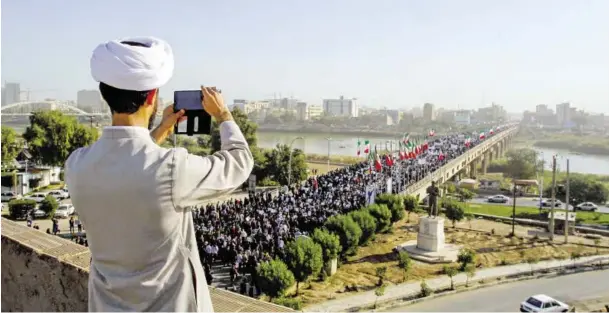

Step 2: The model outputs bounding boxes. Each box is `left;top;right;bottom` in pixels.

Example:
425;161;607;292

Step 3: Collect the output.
54;204;75;218
47;190;68;201
540;199;562;208
33;209;47;218
1;191;22;202
26;193;48;203
62;188;70;198
487;195;510;203
520;294;569;312
575;202;597;212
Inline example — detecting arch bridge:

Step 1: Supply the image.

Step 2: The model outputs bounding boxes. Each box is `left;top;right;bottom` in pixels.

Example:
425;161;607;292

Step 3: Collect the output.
1;101;106;116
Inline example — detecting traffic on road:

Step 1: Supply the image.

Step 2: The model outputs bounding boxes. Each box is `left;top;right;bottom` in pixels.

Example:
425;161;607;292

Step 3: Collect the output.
471;195;609;214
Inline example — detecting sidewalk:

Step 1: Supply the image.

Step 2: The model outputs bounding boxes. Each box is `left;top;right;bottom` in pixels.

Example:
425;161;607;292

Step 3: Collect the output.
305;255;609;312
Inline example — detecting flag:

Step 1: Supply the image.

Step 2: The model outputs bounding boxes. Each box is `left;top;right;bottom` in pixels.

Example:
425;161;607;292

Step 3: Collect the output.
489;128;495;135
374;153;383;171
402;132;410;145
464;137;472;148
428;129;435;137
364;140;370;153
438;150;445;161
386;154;394;167
479;132;486;140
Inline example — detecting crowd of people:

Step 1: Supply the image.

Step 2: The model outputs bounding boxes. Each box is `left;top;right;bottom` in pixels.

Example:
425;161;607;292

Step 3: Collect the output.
191;126;507;295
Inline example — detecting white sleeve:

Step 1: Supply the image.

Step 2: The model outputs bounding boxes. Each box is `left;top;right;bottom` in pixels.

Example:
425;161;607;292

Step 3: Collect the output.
172;121;254;209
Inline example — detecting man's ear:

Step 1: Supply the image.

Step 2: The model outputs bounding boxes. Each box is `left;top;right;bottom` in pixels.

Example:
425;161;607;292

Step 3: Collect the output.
145;89;158;106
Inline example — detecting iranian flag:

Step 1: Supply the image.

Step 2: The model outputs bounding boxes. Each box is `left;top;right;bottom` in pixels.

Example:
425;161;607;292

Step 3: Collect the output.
385;154;394;167
402;132;410;145
479;132;486;140
428;129;435;137
489;128;495;135
408;147;416;159
423;139;429;152
374;152;383;171
357;139;370;155
464;137;472;148
438;150;445;161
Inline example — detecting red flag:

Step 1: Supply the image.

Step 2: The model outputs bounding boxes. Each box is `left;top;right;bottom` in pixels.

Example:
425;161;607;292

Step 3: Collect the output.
386;154;394;167
438;150;445;161
374;153;383;171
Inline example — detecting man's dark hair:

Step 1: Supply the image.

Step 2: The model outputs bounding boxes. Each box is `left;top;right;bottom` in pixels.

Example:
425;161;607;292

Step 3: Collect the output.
99;41;154;114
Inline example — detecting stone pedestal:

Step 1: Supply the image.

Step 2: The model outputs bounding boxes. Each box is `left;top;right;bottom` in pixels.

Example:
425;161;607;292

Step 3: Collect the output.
326;258;338;276
417;217;445;252
394;217;461;263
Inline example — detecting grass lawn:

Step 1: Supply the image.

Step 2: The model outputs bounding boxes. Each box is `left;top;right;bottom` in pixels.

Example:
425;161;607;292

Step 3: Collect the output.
466;203;609;225
306;162;344;176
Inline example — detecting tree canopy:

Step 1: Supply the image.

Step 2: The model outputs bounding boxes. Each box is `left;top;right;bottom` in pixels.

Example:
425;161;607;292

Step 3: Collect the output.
283;237;323;293
210;108;257;152
504;148;540;179
263;144;308;185
23;111;99;166
550;175;608;205
1;126;22;166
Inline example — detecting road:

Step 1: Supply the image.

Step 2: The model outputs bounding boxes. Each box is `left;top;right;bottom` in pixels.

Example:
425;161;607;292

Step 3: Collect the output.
471;196;609;214
384;269;609;312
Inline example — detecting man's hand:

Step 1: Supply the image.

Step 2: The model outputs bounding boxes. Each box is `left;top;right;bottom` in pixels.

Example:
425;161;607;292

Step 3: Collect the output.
202;86;233;123
150;105;185;145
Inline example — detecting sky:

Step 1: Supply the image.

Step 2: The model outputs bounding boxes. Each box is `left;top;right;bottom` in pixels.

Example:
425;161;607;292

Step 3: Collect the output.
2;0;609;113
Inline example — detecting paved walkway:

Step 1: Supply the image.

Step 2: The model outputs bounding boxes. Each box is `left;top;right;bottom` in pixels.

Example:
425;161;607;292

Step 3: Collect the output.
305;255;609;312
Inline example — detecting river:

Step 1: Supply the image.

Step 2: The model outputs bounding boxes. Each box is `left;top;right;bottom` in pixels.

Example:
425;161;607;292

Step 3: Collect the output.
257;131;609;176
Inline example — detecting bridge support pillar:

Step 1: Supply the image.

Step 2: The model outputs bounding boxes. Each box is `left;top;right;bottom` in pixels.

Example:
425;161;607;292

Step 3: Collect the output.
469;162;477;178
481;154;488;175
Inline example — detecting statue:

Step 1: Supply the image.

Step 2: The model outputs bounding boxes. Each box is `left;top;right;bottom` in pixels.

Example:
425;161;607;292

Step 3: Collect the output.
426;181;440;217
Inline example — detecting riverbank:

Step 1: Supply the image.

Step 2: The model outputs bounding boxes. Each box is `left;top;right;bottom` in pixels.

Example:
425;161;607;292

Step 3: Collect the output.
516;131;609;156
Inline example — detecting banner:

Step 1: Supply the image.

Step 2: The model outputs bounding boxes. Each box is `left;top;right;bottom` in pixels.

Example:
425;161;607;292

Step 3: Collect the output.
386;178;393;194
366;185;377;205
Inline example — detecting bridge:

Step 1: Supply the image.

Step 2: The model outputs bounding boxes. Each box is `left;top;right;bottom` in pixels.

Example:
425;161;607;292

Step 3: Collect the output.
0;101;106;117
403;125;519;200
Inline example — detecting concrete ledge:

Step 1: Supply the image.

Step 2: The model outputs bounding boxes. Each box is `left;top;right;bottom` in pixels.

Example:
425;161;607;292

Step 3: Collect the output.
1;218;293;312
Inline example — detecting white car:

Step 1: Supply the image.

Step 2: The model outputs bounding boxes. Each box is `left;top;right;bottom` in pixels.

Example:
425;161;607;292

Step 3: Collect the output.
487;195;510;203
520;294;569;312
26;193;48;203
47;190;68;201
575;202;597;212
33;209;47;218
1;191;22;202
540;199;563;208
54;204;75;218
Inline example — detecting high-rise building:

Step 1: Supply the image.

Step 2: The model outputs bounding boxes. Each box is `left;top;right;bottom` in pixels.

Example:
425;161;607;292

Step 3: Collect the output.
1;87;5;106
423;103;435;121
556;102;571;127
3;83;21;105
296;102;309;120
77;90;104;113
322;96;358;117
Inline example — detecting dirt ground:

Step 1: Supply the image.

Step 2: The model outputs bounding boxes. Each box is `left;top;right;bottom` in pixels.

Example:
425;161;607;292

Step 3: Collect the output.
297;214;609;305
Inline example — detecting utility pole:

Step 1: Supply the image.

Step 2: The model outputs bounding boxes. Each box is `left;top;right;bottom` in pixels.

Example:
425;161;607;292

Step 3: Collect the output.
549;155;557;240
564;159;570;243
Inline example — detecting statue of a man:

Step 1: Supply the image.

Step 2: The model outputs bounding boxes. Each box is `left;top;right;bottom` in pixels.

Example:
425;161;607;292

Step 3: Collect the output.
426;181;439;217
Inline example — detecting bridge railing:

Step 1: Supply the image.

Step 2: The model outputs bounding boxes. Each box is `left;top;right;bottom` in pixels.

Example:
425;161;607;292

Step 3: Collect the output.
402;127;516;196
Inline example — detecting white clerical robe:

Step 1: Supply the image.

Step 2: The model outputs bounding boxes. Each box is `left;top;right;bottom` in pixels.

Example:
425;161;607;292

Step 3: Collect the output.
65;121;253;312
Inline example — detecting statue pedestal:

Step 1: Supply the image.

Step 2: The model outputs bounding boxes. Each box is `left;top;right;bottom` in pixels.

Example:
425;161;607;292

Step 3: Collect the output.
394;217;461;264
417;217;445;252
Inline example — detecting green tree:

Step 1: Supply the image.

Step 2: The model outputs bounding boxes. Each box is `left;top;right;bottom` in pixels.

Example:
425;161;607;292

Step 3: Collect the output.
375;266;387;286
464;263;476;287
397;251;412;282
349;210;377;245
552;176;608;206
457;248;476;271
210;108;258;152
366;204;392;233
39;195;59;217
325;214;362;257
311;228;342;265
1;126;22;167
443;198;465;228
443;265;458;290
23;111;99;166
504;148;540;179
256;259;295;300
376;194;405;223
403;195;419;222
263;144;308;185
284;237;323;294
8;199;37;220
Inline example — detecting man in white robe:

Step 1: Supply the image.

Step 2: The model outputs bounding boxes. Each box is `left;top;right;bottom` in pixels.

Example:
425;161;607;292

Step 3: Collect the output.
65;37;253;312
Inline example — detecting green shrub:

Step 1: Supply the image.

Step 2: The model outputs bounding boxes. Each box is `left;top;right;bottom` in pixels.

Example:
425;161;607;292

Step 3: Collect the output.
284;237;323;294
259;177;280;186
256;259;295;299
366;204;392;233
8;199;37;219
272;297;303;310
39;195;59;217
376;193;405;223
325;215;362;256
311;228;342;264
349;209;377;244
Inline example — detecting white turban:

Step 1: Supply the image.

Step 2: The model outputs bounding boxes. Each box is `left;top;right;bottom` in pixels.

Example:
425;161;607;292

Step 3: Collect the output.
90;36;174;91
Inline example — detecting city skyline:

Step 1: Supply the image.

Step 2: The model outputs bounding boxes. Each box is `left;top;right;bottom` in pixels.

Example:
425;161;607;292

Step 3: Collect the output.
2;0;609;113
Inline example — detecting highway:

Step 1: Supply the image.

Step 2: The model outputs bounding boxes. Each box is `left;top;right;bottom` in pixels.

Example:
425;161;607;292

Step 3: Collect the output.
384;269;609;312
470;196;609;214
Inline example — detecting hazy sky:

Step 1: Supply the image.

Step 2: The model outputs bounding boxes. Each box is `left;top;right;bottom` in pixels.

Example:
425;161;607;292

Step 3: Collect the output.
2;0;608;112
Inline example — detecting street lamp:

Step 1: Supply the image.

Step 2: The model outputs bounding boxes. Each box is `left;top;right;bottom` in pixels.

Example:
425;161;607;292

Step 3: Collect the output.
287;136;304;186
325;137;332;172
